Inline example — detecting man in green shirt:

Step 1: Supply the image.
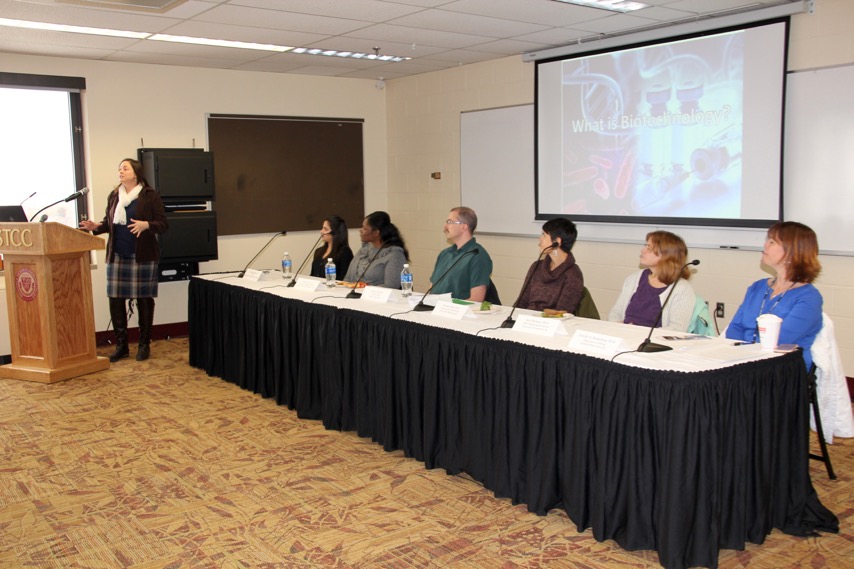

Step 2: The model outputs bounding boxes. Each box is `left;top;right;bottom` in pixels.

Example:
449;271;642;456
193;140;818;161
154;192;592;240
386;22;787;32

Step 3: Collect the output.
428;206;493;301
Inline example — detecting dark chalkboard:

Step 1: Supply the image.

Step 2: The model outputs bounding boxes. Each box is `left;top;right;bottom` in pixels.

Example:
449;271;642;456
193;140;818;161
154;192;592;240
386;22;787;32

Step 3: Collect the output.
207;114;364;235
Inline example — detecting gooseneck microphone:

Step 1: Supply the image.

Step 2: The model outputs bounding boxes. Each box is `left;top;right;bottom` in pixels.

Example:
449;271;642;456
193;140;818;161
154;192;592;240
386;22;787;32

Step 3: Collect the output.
64;187;90;202
412;248;480;312
28;187;89;221
500;243;558;329
20;191;37;206
237;230;288;278
637;259;700;353
345;244;386;299
286;233;325;287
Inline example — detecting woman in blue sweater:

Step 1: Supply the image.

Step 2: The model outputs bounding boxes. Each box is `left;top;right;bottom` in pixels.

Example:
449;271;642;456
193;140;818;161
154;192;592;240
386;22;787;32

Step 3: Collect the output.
726;221;822;369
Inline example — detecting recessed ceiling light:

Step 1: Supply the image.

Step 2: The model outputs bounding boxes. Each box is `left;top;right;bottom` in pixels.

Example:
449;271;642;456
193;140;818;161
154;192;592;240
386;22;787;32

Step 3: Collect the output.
0;17;150;39
0;18;411;61
550;0;648;12
148;34;293;52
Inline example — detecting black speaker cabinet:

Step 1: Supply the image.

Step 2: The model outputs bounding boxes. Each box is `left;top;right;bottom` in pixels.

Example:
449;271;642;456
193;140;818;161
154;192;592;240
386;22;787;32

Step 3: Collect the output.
138;148;215;202
159;210;218;263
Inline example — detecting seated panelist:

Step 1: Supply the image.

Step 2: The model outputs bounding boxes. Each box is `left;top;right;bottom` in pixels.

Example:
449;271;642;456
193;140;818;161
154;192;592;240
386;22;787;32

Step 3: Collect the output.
608;230;695;332
514;217;584;313
726;221;823;369
428;206;493;302
310;215;353;279
343;211;408;288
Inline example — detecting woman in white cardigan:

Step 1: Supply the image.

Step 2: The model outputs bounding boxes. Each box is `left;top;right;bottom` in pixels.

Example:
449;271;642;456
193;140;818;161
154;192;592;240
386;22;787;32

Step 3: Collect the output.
608;230;696;332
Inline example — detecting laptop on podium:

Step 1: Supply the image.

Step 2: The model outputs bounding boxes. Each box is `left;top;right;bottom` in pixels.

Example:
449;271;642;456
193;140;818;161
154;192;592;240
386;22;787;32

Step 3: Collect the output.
0;205;28;222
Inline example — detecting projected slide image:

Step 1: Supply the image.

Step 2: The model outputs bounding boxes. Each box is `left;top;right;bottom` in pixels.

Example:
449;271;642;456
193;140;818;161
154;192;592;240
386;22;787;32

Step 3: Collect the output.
558;32;744;218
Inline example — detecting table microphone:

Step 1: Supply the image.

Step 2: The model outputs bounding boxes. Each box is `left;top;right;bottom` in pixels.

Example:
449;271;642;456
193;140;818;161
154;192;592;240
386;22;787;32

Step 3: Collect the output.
237;230;287;278
501;243;558;328
637;259;700;353
412;248;480;312
345;244;386;299
286;233;325;287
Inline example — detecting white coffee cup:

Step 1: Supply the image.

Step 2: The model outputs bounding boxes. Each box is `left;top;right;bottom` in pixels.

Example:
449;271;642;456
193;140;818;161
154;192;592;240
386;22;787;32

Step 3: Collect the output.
756;313;783;350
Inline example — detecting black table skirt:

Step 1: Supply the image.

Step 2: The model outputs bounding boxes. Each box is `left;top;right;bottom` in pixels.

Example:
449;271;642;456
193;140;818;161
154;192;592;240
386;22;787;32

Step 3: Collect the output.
188;278;838;569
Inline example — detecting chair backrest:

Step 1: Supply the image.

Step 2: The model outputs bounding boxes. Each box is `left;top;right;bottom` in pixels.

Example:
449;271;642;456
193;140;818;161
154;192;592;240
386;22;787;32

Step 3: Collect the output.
573;287;600;319
486;280;501;305
688;296;716;336
809;312;854;442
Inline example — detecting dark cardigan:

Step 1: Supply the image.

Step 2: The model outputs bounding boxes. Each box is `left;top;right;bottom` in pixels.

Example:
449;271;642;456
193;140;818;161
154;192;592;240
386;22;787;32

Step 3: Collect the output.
92;186;168;263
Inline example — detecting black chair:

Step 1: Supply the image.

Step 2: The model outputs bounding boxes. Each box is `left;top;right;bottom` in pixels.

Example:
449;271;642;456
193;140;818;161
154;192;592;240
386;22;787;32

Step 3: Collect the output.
807;362;836;480
486;280;501;305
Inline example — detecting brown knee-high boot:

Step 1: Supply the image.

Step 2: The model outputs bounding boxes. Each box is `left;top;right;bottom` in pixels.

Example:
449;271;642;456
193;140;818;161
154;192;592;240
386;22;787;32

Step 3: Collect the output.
136;297;155;361
109;298;129;362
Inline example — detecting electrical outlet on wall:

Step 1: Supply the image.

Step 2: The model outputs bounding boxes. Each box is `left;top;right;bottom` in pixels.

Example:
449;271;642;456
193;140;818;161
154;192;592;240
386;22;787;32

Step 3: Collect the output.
715;302;725;318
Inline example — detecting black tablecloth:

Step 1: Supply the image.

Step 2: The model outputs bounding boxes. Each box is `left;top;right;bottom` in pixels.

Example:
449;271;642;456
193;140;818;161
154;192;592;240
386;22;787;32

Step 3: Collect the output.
188;278;838;569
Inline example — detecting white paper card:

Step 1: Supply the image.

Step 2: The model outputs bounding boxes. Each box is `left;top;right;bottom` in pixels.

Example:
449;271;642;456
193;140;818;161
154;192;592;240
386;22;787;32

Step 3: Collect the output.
294;278;323;291
568;329;628;355
432;300;471;320
360;286;395;303
242;269;264;282
421;292;453;307
512;314;565;337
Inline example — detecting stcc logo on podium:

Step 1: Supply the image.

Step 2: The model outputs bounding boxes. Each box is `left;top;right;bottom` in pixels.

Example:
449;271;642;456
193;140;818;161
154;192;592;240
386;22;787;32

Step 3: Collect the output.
0;227;34;249
15;268;38;302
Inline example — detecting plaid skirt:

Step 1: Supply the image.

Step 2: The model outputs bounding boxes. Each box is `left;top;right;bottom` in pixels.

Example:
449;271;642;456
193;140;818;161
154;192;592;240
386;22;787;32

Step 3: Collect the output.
107;256;159;299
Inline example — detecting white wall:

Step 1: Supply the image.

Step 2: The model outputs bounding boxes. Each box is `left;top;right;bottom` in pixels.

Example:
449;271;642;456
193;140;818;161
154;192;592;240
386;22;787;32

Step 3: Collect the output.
2;1;853;374
383;1;854;375
0;54;387;345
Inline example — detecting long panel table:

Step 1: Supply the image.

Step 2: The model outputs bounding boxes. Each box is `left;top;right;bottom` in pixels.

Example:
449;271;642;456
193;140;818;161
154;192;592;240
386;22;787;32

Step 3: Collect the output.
188;274;838;569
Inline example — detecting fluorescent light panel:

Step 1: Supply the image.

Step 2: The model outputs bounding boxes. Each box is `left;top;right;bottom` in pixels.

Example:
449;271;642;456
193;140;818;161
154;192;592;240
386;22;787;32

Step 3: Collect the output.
148;34;292;52
550;0;648;12
0;18;410;61
0;17;150;38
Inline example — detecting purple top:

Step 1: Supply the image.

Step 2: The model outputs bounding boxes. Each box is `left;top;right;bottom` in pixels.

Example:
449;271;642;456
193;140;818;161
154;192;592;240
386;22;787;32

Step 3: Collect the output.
624;269;667;327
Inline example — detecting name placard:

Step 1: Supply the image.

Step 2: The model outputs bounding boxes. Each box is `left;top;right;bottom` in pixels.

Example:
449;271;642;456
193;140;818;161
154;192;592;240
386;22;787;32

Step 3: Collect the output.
432;300;471;320
242;269;264;282
568;329;628;355
360;286;395;303
294;278;323;291
512;314;565;337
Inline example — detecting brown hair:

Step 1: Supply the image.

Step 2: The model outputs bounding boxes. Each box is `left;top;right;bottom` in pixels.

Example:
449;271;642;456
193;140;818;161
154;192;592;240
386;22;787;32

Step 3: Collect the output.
116;158;148;189
767;221;821;283
451;206;478;233
647;230;689;285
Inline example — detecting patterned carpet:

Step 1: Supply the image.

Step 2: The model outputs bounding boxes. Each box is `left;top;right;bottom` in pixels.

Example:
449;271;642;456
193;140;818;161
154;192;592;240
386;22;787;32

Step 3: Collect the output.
0;337;851;568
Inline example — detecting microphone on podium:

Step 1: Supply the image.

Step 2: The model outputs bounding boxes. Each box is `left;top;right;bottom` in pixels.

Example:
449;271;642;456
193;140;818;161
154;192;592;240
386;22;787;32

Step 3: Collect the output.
501;243;558;329
412;248;480;312
637;259;700;353
286;233;326;287
237;230;287;278
64;187;89;202
28;187;89;222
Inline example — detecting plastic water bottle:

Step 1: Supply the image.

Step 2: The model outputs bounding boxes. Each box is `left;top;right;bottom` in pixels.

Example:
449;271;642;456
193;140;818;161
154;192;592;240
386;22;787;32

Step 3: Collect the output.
400;263;413;297
325;257;336;287
281;252;293;280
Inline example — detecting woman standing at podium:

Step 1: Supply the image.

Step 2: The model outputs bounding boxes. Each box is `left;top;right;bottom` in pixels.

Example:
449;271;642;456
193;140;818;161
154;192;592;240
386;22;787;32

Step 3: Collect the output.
80;158;168;362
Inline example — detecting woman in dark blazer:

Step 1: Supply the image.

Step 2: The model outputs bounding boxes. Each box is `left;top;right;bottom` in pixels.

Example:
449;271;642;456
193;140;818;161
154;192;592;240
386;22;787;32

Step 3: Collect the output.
80;158;168;362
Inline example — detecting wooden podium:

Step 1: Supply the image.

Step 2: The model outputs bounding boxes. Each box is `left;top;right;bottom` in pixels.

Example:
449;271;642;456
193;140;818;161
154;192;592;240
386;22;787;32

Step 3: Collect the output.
0;222;109;383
